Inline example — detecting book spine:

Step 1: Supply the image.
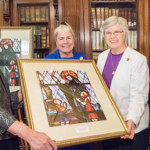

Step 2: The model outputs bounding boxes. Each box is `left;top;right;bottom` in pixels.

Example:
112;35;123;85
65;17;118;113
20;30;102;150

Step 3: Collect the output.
134;31;137;49
104;7;109;20
92;31;96;50
20;7;25;22
127;8;132;27
99;31;104;50
35;7;41;22
96;30;100;50
33;25;42;48
47;28;49;48
25;7;30;22
40;6;47;22
30;7;35;22
91;8;97;28
41;26;47;48
96;8;101;28
100;7;104;27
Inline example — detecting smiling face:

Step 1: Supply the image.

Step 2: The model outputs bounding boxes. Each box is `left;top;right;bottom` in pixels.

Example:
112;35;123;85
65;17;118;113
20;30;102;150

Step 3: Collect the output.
104;24;127;54
56;29;74;58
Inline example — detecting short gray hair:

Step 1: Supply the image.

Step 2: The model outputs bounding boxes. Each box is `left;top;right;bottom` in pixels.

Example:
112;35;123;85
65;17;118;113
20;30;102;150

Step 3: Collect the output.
101;16;129;39
54;22;75;41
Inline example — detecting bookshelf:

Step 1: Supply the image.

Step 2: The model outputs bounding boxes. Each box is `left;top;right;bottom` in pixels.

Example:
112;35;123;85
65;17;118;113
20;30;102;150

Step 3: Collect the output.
18;5;50;58
91;0;137;62
10;0;59;58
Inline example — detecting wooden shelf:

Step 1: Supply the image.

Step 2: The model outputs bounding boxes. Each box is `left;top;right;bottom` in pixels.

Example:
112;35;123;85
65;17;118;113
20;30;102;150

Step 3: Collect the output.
34;48;49;51
20;21;48;26
92;26;137;31
93;50;105;52
91;1;136;8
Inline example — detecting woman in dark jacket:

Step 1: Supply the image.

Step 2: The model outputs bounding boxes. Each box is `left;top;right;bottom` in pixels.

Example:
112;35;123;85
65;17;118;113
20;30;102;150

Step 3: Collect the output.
0;70;57;150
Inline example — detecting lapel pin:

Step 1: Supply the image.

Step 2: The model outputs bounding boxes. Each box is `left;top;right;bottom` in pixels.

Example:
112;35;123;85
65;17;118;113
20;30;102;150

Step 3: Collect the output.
126;58;130;61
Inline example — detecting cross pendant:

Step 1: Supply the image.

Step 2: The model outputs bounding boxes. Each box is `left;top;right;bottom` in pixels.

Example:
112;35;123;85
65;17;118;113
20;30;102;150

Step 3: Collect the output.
112;71;115;75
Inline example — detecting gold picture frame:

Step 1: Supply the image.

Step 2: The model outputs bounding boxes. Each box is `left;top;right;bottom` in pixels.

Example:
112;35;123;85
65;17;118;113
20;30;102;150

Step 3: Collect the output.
17;59;127;148
0;26;33;92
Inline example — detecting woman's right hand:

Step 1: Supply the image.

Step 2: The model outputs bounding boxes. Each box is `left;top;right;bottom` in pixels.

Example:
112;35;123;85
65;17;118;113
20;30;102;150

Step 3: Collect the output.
8;121;57;150
17;122;57;150
25;129;57;150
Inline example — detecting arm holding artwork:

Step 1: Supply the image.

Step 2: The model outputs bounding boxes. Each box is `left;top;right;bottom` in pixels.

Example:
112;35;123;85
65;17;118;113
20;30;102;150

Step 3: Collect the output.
7;120;57;150
0;105;57;150
0;75;57;150
121;120;135;140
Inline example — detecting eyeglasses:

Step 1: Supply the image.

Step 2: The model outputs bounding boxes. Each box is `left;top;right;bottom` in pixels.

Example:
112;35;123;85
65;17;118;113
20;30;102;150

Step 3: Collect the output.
105;31;123;37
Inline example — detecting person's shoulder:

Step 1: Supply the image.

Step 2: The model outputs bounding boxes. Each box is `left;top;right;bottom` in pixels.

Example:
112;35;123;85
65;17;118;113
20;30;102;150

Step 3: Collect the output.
73;51;87;59
126;47;146;60
44;50;59;59
126;47;147;66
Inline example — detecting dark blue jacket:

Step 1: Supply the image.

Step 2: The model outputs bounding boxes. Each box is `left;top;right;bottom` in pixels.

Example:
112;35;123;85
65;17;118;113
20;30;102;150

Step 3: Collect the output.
44;50;87;59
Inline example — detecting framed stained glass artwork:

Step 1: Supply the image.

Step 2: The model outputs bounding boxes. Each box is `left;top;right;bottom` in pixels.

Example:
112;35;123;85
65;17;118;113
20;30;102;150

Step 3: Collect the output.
17;59;127;148
0;26;33;92
0;38;21;86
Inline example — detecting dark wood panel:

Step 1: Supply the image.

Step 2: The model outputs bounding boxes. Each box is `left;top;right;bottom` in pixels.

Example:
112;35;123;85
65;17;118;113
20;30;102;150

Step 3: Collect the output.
137;0;150;67
59;0;92;59
83;0;92;59
143;0;150;67
0;1;4;25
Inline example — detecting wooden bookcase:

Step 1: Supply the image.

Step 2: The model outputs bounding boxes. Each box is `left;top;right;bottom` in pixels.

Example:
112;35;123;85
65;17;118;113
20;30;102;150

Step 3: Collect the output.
91;0;137;62
91;0;149;66
11;0;58;58
18;5;49;58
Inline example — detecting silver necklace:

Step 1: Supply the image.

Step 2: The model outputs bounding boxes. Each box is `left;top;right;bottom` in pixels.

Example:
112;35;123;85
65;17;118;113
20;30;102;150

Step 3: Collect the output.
111;54;120;75
111;59;116;75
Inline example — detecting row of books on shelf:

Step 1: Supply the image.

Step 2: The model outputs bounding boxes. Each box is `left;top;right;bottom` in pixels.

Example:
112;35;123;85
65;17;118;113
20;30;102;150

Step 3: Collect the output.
20;6;48;22
33;25;49;48
91;7;136;28
91;0;136;1
92;30;137;50
34;52;49;58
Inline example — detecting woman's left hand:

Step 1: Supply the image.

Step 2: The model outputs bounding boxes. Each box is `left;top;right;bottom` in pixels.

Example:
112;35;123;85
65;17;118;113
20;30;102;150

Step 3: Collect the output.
121;120;135;140
80;57;83;60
